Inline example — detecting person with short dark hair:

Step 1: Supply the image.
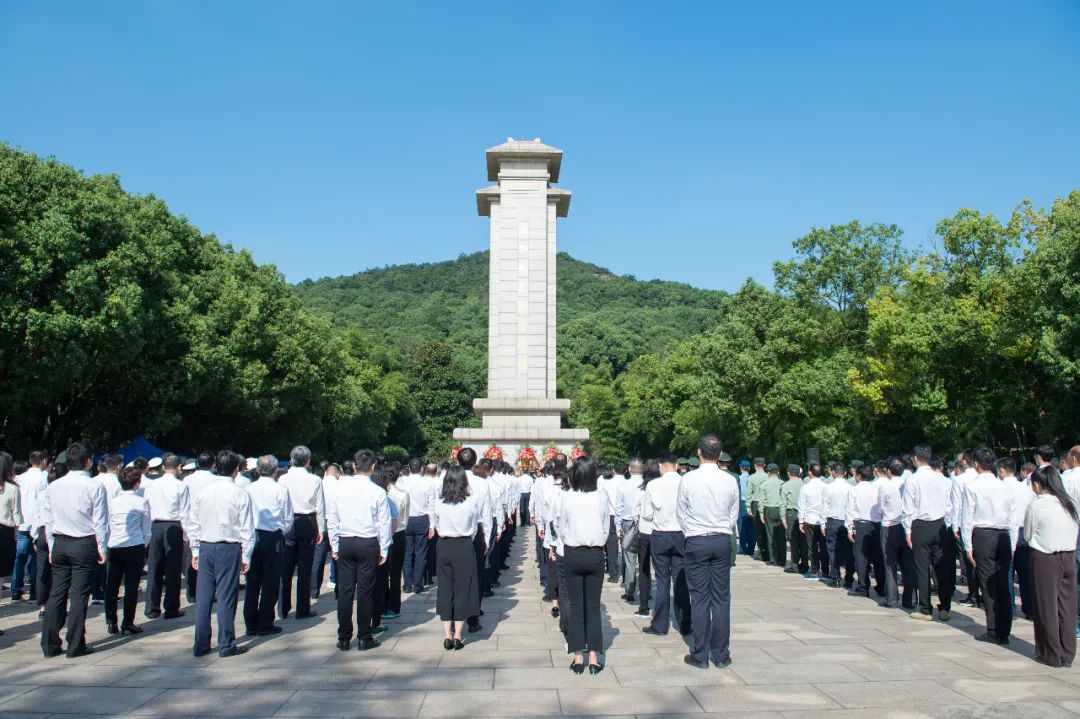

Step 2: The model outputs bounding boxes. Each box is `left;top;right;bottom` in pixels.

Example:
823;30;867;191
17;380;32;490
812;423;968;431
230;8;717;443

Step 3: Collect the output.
879;458;915;609
678;434;738;669
781;465;808;575
40;442;108;658
183;452;219;604
1003;457;1036;620
952;450;982;608
0;452;24;607
822;463;853;589
641;452;690;636
555;457;609;673
105;467;151;635
746;458;770;563
903;445;955;621
960;447;1016;644
143;453;190;620
430;466;482;649
845;464;884;598
13;450;48;603
189;450;255;657
328;449;391;651
798;464;828;580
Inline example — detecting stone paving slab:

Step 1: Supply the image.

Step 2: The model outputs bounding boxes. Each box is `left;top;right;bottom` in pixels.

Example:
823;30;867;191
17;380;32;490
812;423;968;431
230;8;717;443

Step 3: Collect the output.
3;528;1080;717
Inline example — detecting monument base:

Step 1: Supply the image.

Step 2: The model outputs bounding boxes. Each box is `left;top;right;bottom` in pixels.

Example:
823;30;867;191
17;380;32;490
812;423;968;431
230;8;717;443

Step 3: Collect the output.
451;428;589;467
453;396;589;464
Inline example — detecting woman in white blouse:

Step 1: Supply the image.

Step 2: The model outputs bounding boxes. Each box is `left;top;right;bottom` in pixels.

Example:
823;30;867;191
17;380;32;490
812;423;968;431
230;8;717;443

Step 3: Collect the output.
0;452;23;608
1025;465;1079;668
554;456;609;675
429;466;482;650
105;467;152;635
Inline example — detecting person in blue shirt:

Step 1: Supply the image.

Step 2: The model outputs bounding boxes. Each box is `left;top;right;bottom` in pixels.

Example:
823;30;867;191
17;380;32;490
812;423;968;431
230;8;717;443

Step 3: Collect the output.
737;460;755;556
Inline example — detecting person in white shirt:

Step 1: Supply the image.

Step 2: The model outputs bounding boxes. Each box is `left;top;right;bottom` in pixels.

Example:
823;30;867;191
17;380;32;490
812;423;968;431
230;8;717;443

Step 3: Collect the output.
518;469;534;527
461;450;494;632
641;451;690;636
311;462;340;600
676;435;739;669
616;461;645;604
95;454;124;502
952;451;982;607
385;466;410;619
902;447;955;621
797;464;828;580
1002;457;1036;621
401;460;436;594
327;449;391;651
39;442;108;658
244;455;293;637
183;452;219;604
13;450;48;602
278;446;325;621
189;450;255;658
845;464;884;598
104;467;151;636
878;458;915;608
1026;464;1079;667
822;462;854;589
554;456;609;674
429;465;483;649
597;464;621;583
629;460;656;620
960;447;1017;645
142;453;190;620
0;453;23;602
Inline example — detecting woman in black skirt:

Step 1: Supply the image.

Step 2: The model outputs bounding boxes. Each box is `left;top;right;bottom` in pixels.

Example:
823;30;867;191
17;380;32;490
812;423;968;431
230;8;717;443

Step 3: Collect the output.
0;452;23;610
430;465;483;649
555;456;610;675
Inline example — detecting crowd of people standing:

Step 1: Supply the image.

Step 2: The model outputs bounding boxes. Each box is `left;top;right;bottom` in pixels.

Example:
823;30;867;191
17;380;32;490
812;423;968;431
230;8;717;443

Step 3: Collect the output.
1;437;1077;672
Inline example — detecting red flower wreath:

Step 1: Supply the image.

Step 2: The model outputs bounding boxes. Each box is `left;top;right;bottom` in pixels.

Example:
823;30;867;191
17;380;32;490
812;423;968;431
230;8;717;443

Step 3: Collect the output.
518;445;539;469
484;444;504;461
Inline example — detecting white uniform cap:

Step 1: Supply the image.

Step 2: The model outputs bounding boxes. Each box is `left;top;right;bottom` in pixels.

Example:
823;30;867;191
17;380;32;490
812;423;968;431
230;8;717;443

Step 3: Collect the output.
147;457;163;469
244;457;258;470
181;461;196;471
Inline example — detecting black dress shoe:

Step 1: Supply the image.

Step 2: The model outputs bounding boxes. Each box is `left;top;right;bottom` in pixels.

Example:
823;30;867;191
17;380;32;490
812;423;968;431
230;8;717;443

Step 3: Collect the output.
714;657;732;668
588;663;604;675
551;606;560;618
220;646;248;657
294;611;316;619
975;632;998;644
256;626;283;636
482;590;495;598
337;639;351;651
146;610;162;619
641;626;665;636
491;581;501;588
443;638;454;651
467;623;482;633
454;638;464;650
358;638;381;651
121;624;143;635
569;661;585;674
163;610;185;619
67;646;94;658
683;655;708;669
847;589;869;597
245;629;257;637
106;622;119;635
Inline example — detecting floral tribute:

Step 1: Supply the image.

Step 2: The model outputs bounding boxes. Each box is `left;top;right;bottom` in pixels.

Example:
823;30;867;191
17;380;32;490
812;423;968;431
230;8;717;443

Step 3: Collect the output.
518;444;539;470
542;442;559;462
570;443;587;461
450;444;463;463
484;444;504;461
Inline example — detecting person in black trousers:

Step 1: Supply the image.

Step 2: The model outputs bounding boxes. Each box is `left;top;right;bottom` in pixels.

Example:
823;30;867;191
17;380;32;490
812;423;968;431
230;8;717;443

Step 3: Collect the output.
243;455;291;636
903;447;955;621
556;456;609;674
430;466;482;649
143;454;189;620
104;468;151;635
40;443;108;658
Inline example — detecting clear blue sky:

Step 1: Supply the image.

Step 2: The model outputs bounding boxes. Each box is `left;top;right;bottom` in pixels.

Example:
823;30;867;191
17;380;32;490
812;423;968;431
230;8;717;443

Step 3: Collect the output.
3;2;1078;291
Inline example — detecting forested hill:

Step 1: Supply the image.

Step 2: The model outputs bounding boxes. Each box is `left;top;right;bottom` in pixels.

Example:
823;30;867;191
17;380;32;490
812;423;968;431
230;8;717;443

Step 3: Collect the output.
293;251;727;373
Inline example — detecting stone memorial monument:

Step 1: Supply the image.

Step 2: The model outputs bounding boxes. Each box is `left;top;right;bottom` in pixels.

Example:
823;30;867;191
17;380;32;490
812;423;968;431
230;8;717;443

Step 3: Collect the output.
453;139;589;461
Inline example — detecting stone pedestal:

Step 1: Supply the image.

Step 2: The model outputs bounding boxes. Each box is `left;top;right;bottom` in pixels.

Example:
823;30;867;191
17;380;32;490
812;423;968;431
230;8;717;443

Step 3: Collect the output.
453;139;589;461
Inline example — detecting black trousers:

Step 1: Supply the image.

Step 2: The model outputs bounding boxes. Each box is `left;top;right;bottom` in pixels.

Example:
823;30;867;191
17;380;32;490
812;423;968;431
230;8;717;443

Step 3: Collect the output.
973;527;1013;641
34;527;52;609
685;534;732;665
564;546;604;654
544;543;559;602
881;523;915;608
1031;549;1077;667
825;519;852;583
106;544;145;628
636;531;652;613
372;550;389;627
962;540;982;603
785;510;808;572
41;535;98;657
184;542;197;602
244;529;283;633
145;520;184;616
803;524;827;575
519;493;530;525
436;536;479;621
403;515;429;591
604;516;620;581
851;520;884;595
751;503;769;561
764;506;785;565
650;531;690;634
336;536;379;642
281;513;317;618
386;530;405;613
468;527;487;628
911;518;955;614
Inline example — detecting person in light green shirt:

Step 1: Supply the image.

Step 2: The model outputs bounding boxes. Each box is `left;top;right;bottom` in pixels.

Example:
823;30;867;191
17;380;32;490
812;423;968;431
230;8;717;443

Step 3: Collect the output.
761;463;786;566
746;459;770;562
780;464;808;574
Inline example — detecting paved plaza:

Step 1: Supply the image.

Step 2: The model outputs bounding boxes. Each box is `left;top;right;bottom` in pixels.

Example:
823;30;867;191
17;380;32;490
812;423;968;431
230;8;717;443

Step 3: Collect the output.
1;530;1080;718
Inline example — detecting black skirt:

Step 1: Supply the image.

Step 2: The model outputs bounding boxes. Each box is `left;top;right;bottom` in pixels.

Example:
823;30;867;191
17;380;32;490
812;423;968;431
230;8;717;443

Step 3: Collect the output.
437;536;480;621
0;524;16;577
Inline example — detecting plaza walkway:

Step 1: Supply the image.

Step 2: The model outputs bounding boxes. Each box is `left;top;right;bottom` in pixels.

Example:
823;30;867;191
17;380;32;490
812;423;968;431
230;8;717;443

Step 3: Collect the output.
1;528;1080;718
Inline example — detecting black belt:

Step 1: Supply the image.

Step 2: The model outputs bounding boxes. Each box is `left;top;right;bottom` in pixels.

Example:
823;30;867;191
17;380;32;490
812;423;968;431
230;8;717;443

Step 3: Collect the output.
152;519;182;524
295;512;317;517
973;526;1008;533
54;534;94;540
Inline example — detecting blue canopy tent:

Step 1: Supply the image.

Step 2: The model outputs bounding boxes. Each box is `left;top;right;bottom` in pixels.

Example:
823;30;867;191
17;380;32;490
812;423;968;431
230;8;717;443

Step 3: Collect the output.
93;435;168;464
